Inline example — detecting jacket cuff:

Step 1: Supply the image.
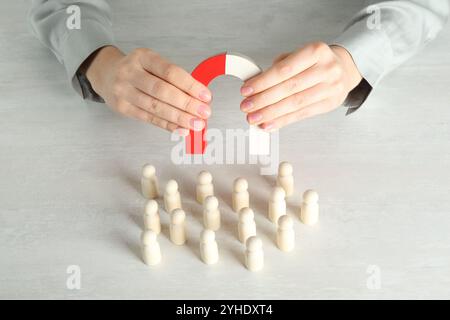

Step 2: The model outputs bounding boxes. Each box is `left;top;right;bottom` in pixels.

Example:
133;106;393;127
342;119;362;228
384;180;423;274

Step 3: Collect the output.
60;19;115;101
332;19;393;113
333;19;393;87
343;78;372;115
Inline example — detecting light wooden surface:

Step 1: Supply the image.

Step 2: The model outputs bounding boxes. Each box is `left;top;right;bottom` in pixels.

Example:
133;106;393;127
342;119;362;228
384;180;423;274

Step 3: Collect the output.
1;0;450;299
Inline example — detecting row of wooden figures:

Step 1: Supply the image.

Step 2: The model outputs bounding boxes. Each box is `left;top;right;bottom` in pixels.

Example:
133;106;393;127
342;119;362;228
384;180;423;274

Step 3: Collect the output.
140;163;319;271
141;162;318;225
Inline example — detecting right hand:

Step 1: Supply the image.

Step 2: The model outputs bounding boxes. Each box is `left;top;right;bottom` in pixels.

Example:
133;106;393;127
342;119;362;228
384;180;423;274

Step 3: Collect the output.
85;46;212;133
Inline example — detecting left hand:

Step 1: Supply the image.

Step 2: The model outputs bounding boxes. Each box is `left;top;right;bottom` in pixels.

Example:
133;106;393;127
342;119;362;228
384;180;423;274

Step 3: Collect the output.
240;42;363;131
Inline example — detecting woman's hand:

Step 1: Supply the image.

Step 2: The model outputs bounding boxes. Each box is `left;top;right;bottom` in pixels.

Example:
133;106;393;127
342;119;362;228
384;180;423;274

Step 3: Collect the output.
240;42;362;131
85;46;212;133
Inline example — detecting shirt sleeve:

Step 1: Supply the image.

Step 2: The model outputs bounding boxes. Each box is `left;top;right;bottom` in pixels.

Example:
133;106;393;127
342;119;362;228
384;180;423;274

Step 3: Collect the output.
333;0;449;114
28;0;116;101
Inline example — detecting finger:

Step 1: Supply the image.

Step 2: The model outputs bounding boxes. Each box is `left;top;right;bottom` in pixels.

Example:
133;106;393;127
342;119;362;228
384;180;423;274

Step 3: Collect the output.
246;83;331;126
148;113;179;132
131;70;211;119
138;50;212;102
124;87;205;131
241;44;322;96
121;102;178;132
259;99;334;131
240;65;324;113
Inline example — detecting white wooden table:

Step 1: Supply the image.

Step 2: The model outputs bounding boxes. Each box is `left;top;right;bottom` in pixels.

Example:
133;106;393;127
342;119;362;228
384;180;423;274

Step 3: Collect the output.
1;0;450;299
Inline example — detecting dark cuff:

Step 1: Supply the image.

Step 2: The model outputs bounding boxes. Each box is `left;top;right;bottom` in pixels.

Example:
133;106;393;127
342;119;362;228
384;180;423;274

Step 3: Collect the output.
76;70;105;103
61;20;115;102
343;78;372;115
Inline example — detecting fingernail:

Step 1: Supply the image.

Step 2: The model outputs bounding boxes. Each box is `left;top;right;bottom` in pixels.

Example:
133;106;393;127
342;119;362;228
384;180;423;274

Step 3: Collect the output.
241;100;253;112
190;118;205;131
262;122;275;132
248;112;262;124
197;105;211;118
241;86;254;96
199;90;212;102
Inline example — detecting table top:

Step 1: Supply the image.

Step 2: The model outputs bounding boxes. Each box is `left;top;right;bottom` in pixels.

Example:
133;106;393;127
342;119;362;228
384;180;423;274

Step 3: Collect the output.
1;0;450;299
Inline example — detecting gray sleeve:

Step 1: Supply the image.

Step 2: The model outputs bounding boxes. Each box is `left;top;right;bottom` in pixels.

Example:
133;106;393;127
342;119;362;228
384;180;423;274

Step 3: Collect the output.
333;0;449;113
28;0;116;100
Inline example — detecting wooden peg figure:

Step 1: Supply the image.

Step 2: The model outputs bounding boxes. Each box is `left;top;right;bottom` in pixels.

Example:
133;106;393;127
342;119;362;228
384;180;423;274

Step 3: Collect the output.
277;161;294;197
200;229;219;265
164;179;182;214
268;186;286;223
141;230;161;266
196;170;214;204
170;208;186;245
232;177;249;213
277;215;295;252
144;200;161;234
238;207;256;243
245;236;264;272
141;164;160;199
203;195;220;231
300;189;319;225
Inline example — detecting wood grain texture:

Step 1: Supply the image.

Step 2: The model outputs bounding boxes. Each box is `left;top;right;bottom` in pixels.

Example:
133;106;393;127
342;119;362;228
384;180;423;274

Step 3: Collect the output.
0;0;450;299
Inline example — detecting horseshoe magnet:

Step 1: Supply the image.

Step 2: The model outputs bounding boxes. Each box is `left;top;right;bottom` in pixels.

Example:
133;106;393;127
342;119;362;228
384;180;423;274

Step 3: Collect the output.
186;52;270;155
